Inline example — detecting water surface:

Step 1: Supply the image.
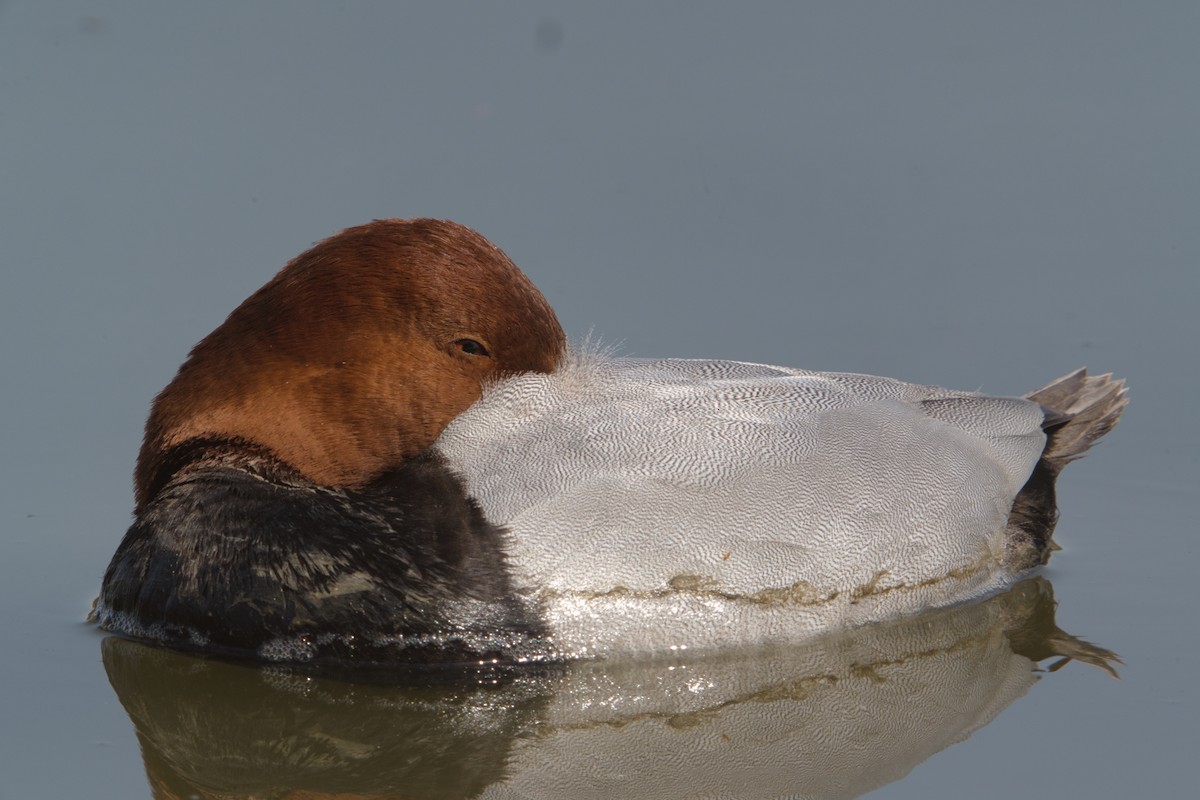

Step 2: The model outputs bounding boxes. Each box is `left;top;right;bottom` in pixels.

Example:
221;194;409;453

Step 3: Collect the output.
1;2;1196;798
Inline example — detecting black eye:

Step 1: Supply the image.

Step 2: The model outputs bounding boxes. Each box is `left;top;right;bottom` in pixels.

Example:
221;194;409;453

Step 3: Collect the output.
452;338;490;357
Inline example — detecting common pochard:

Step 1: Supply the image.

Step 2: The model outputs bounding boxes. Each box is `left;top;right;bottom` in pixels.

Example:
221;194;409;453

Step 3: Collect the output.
94;219;1127;667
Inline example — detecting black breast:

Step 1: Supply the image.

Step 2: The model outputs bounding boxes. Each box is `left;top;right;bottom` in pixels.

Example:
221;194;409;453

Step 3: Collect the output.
95;446;550;670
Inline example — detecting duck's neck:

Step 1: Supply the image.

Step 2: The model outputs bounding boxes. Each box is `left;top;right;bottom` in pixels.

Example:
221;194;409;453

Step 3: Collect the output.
97;442;547;667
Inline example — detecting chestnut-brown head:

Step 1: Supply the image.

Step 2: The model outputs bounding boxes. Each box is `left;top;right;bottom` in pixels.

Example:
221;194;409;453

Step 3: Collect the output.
135;219;566;510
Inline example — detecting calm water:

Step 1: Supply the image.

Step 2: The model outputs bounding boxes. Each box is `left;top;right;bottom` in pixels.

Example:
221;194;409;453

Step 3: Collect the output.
2;3;1196;798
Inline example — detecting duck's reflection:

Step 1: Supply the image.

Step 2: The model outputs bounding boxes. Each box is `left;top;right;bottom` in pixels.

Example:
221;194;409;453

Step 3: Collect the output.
103;577;1117;800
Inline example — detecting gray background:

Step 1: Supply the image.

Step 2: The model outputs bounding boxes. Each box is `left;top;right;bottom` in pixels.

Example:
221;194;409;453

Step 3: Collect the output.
2;2;1196;798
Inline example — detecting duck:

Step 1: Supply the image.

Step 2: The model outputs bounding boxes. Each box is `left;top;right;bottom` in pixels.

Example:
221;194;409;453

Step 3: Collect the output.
94;218;1127;667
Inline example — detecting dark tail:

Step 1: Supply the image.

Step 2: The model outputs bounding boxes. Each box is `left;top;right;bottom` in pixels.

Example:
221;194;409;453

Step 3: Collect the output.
1005;369;1129;570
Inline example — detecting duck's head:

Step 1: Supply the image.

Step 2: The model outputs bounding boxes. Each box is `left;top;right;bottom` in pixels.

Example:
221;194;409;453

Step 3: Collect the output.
99;220;566;667
136;218;566;510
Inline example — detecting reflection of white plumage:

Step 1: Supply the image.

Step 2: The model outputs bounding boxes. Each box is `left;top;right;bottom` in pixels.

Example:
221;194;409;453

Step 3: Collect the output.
101;579;1118;800
438;353;1126;657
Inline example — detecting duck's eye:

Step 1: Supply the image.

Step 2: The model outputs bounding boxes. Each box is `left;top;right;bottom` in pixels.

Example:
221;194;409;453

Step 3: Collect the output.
452;338;491;357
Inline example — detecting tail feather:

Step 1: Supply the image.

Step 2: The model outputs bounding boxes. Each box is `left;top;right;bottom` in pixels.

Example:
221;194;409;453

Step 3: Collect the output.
1025;369;1129;469
1005;369;1128;570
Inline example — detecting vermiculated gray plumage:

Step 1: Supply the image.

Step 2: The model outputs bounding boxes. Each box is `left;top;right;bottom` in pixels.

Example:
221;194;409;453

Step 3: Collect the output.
435;351;1127;657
